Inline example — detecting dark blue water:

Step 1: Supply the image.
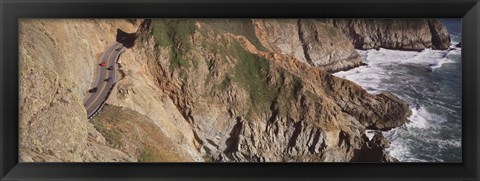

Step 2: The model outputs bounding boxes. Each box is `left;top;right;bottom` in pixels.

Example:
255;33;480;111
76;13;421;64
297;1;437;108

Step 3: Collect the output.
334;19;462;162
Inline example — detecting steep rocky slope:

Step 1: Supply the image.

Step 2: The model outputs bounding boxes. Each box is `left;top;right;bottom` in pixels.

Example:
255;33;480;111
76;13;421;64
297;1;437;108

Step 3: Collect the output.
329;19;451;51
19;19;139;162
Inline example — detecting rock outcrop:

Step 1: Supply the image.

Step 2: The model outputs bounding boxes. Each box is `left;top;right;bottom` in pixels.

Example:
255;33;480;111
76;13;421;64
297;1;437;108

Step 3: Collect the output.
350;131;399;162
329;19;451;51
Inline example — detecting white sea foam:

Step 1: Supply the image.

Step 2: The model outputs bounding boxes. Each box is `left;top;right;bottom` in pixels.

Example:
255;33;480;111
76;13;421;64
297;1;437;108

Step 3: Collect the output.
385;137;409;160
384;129;432;162
406;104;449;130
407;107;430;129
334;46;462;162
433;59;456;71
429;48;461;71
430;138;462;150
334;48;458;85
450;35;461;45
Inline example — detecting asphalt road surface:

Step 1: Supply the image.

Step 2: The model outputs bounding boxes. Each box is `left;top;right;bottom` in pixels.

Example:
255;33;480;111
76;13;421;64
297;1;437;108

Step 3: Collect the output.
83;42;125;119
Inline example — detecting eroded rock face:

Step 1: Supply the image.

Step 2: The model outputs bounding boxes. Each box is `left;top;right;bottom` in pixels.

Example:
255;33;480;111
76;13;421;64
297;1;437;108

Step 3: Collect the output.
329;19;451;51
253;19;364;73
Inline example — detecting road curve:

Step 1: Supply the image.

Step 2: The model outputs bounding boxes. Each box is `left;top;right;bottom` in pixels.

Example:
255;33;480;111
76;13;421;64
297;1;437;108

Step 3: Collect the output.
83;42;125;119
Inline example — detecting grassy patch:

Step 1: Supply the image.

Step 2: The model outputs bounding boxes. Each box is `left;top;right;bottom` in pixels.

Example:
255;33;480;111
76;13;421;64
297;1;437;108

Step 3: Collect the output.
151;19;196;70
230;42;279;111
218;76;231;91
199;19;267;51
138;146;156;162
138;146;174;162
90;114;123;149
200;38;282;115
168;49;191;69
276;76;303;117
90;105;193;162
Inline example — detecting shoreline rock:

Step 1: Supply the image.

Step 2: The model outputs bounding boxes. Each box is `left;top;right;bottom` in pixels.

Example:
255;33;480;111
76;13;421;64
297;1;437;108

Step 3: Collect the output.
351;131;399;162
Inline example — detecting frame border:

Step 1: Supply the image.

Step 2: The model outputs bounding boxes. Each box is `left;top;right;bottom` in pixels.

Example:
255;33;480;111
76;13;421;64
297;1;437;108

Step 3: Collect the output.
1;0;479;180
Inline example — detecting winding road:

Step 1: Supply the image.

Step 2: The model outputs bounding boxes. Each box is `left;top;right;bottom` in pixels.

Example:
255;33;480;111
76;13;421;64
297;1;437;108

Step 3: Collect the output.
83;42;125;119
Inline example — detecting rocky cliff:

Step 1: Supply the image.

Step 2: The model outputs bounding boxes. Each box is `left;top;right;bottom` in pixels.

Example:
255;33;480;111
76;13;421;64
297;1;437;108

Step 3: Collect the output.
252;19;364;72
329;19;451;51
19;18;434;163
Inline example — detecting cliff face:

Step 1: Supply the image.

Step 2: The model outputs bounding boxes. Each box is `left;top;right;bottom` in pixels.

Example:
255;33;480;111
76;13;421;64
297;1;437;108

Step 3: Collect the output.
253;19;364;72
329;19;451;51
107;19;410;162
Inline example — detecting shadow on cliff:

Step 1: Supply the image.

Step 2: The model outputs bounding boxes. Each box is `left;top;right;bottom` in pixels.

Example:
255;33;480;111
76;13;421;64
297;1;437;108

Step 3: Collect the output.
350;133;398;163
116;29;136;48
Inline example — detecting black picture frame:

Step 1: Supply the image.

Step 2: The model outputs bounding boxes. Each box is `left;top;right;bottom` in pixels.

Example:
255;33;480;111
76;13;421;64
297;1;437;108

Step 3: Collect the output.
1;0;479;180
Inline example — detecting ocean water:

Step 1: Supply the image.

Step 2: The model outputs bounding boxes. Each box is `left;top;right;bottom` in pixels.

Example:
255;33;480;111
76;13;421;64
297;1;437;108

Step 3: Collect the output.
333;19;462;162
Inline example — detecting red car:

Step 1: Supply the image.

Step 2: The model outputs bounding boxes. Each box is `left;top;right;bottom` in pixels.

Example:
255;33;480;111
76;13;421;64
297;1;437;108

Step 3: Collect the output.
99;62;107;67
